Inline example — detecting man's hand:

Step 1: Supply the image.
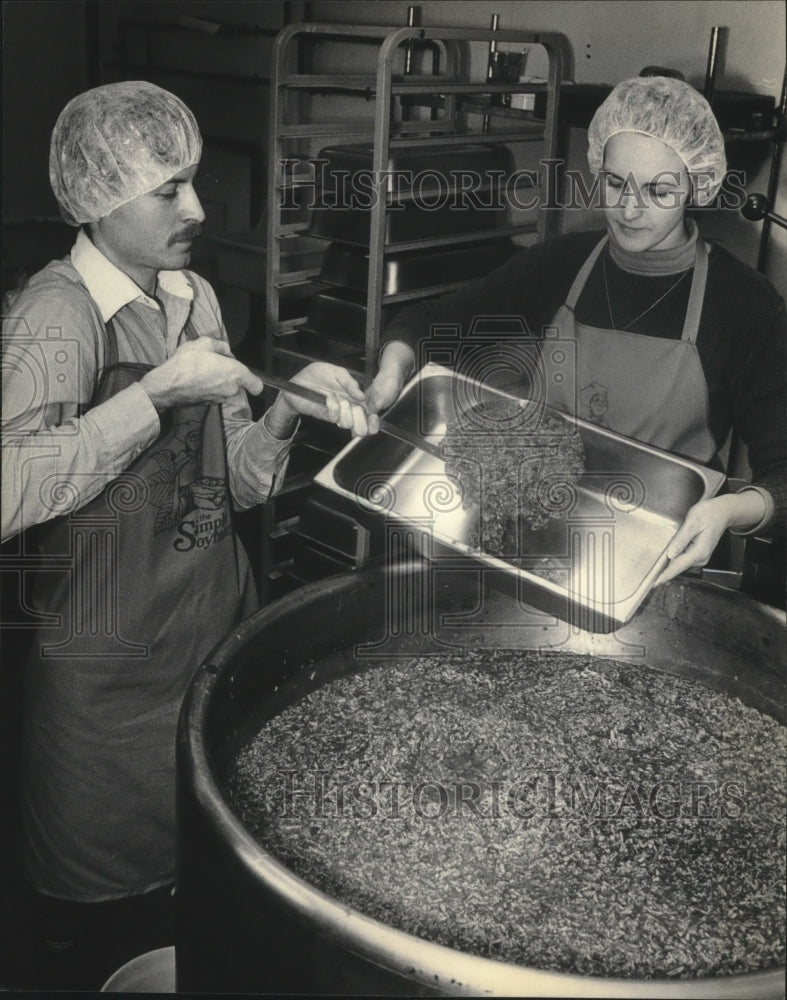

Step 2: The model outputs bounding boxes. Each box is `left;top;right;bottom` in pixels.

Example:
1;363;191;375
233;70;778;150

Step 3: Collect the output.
365;341;415;416
653;491;769;587
265;362;380;439
140;337;264;409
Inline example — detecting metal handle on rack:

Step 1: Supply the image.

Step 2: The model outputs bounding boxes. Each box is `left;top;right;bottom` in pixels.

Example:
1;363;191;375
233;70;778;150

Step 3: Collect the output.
703;25;724;102
486;13;500;79
741;193;787;231
404;5;419;75
482;13;500;133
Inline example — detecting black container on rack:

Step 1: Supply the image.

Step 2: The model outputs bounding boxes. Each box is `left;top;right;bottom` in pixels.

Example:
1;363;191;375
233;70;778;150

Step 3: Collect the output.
305;288;396;348
308;143;516;246
318;239;518;297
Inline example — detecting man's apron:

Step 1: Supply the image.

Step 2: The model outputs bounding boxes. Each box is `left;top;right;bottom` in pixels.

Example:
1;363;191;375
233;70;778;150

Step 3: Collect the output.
21;314;256;900
542;235;717;464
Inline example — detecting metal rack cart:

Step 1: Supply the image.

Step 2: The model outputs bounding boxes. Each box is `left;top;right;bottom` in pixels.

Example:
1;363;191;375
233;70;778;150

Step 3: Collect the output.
265;20;565;383
260;20;566;600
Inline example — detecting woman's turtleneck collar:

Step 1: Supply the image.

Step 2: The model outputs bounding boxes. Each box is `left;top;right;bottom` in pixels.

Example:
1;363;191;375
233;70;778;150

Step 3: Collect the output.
608;218;699;276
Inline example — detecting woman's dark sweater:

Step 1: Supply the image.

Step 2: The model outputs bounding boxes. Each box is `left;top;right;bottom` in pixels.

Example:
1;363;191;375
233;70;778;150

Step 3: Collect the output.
382;229;786;531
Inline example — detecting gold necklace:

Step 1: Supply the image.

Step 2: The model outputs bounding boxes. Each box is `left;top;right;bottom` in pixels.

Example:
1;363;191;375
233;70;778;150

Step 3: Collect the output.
602;254;690;332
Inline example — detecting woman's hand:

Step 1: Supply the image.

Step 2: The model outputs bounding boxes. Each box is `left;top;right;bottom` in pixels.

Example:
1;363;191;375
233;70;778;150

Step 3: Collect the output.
653;491;769;587
265;362;379;439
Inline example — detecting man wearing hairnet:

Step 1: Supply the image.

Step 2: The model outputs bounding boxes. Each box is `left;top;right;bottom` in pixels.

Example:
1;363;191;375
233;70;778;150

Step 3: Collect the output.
369;75;786;578
1;81;376;987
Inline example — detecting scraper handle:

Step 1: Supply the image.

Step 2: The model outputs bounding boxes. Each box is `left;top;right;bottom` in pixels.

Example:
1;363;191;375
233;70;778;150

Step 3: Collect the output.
248;366;330;408
248;366;444;458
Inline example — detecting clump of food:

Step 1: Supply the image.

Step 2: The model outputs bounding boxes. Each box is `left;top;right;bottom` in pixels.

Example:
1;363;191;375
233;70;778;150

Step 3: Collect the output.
441;400;586;554
226;651;787;981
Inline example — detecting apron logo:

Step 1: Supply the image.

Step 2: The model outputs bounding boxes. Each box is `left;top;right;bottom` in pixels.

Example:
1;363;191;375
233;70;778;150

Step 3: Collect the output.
173;503;232;552
144;417;230;547
580;381;609;426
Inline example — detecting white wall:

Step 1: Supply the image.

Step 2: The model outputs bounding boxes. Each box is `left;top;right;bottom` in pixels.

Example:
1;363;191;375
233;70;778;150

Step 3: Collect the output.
307;0;786;293
4;1;783;291
307;0;784;93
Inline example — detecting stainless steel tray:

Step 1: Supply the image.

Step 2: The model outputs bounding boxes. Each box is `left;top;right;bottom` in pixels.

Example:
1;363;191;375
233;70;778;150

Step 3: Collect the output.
315;364;726;632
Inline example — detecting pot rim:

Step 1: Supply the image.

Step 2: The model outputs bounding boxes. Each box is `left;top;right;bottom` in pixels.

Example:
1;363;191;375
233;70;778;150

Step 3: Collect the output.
178;567;786;998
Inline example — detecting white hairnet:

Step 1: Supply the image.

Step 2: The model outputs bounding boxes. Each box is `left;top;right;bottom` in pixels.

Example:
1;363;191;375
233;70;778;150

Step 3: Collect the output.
587;76;726;207
49;81;202;226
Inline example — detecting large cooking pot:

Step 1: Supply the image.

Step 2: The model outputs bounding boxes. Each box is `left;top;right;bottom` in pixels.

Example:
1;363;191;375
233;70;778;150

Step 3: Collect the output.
176;563;785;997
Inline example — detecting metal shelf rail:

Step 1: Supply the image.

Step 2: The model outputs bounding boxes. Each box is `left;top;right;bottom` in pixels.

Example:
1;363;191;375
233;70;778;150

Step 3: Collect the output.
265;21;565;386
260;20;565;600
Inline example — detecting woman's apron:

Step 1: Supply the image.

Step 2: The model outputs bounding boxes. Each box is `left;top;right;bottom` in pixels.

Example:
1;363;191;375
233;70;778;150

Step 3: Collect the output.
542;234;717;464
21;314;256;900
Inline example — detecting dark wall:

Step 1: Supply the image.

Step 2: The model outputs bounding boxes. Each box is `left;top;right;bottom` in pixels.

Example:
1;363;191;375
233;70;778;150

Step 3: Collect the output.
3;1;88;222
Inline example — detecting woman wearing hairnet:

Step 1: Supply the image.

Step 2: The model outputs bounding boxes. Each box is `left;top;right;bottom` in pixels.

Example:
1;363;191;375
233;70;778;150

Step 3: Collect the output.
369;76;786;580
2;81;375;988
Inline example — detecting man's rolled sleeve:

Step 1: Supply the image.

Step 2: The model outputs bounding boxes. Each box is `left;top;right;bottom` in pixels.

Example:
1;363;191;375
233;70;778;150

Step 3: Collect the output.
88;381;161;468
2;383;161;541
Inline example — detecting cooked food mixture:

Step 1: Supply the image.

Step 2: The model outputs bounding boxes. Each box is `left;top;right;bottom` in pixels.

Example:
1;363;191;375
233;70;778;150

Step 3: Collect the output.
227;652;786;980
440;403;586;553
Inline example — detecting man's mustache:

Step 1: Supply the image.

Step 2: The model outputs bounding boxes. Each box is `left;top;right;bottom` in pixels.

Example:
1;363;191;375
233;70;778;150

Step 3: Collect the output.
169;224;203;245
